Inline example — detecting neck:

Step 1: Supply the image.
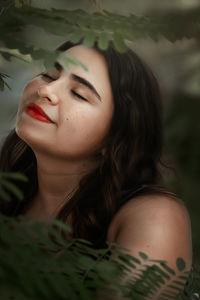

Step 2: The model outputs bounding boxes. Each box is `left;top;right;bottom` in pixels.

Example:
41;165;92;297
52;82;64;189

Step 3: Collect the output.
23;151;100;220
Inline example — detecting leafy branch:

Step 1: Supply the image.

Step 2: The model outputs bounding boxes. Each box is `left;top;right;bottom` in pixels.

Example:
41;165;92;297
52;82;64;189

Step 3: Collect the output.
0;171;199;299
0;209;197;300
0;2;199;90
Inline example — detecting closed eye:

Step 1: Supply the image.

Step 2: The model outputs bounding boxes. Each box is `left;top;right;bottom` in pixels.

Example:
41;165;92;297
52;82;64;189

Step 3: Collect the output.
40;72;56;81
40;73;87;101
71;90;87;101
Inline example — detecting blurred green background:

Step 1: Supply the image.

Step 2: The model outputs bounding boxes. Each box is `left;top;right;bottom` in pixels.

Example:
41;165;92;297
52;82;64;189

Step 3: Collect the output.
0;0;200;266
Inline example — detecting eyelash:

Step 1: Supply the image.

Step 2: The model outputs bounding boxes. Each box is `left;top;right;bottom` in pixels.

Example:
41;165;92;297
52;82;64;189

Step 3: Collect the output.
71;90;87;101
40;72;56;81
40;73;88;102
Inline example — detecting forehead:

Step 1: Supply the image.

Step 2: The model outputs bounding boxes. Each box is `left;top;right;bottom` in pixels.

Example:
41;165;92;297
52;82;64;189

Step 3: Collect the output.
60;45;113;101
65;45;106;74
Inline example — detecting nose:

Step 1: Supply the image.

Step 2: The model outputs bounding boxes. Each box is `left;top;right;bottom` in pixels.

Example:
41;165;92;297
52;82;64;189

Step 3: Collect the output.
37;82;59;105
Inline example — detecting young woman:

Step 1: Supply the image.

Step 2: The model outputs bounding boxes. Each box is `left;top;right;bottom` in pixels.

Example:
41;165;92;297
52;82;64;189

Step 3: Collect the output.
0;40;192;298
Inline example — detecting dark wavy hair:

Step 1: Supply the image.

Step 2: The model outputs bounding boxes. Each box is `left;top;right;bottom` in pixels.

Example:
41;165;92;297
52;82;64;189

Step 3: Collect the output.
0;40;176;248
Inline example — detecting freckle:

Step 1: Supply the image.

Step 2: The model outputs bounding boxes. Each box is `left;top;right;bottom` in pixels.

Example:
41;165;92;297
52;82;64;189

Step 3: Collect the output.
66;118;69;120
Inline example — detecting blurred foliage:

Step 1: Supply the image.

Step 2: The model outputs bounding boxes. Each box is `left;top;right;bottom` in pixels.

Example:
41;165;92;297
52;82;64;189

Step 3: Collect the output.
0;171;28;201
0;208;198;300
0;72;10;91
164;93;200;266
165;95;200;180
0;0;200;88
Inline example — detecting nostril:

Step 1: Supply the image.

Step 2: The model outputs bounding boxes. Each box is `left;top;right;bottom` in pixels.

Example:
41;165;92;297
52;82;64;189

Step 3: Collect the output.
37;86;59;104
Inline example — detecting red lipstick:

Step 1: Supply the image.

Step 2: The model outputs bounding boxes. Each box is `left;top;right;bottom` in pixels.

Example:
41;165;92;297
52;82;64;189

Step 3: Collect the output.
26;103;54;123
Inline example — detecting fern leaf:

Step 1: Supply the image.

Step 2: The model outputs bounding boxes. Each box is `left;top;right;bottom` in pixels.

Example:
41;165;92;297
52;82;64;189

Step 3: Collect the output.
0;179;24;201
176;257;186;272
0;188;12;202
1;172;28;182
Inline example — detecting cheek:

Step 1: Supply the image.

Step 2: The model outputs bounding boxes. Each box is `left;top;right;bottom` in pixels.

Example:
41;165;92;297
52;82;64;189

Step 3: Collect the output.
15;80;45;143
17;81;38;114
56;106;113;153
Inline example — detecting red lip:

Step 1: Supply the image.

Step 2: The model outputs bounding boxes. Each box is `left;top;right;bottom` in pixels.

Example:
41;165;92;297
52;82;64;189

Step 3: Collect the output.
26;103;54;123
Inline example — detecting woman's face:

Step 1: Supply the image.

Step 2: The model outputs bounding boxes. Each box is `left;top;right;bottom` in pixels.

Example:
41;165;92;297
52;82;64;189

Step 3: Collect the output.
16;45;114;160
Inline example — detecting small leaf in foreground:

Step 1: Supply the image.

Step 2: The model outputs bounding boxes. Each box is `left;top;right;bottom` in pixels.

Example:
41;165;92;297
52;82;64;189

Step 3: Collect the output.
1;172;28;182
0;188;12;202
138;251;148;260
160;262;176;276
176;257;186;272
58;52;88;73
98;32;110;50
1;179;24;201
113;32;127;53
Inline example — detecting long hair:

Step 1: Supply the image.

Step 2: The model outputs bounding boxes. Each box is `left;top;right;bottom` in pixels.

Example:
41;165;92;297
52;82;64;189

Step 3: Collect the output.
0;40;175;248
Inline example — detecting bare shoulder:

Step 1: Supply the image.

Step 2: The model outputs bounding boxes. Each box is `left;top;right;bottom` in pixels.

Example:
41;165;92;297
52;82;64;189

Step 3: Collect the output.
107;193;190;241
107;192;192;271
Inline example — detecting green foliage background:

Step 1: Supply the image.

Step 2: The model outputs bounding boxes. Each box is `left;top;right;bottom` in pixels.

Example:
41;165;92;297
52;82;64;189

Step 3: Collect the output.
0;0;200;298
0;208;196;300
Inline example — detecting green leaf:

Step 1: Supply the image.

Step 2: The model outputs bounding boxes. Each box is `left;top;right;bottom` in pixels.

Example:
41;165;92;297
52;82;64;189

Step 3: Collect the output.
149;264;171;280
31;48;47;60
1;172;28;182
83;30;97;48
0;47;31;62
167;283;183;292
161;292;179;298
2;80;11;91
76;14;89;28
58;52;88;73
1;179;24;201
138;251;148;260
160;262;176;276
0;188;12;202
176;257;186;272
0;75;4;91
49;218;72;233
0;72;11;92
113;32;127;53
76;238;93;245
178;274;190;281
98;32;110;50
70;28;84;43
171;279;186;287
43;51;59;70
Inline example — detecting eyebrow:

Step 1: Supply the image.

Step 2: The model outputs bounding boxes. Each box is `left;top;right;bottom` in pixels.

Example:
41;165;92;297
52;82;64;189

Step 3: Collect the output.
54;61;102;101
